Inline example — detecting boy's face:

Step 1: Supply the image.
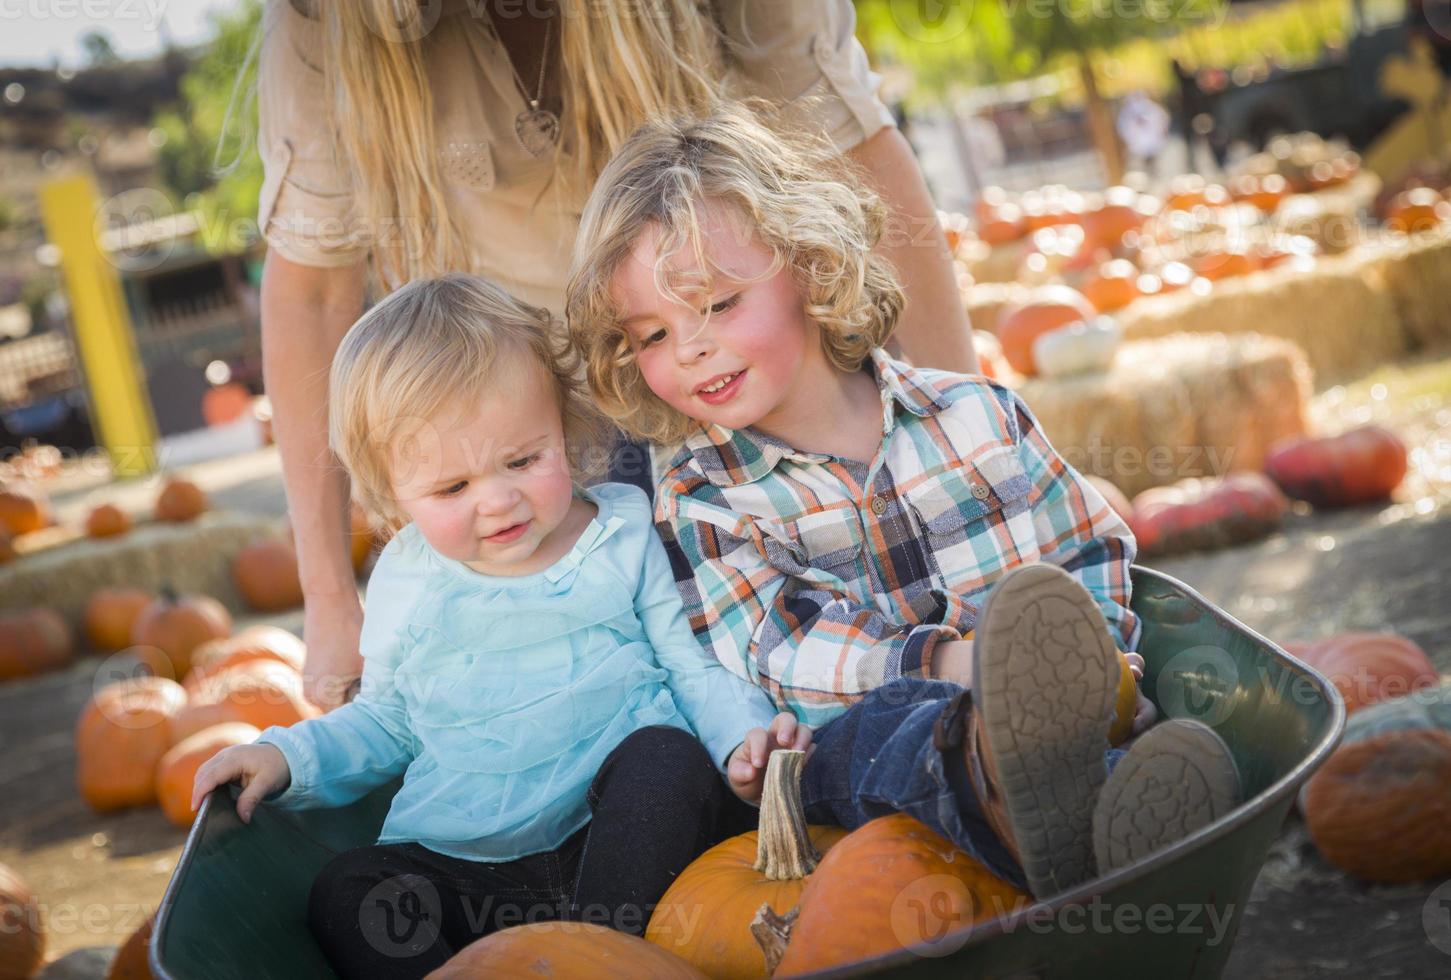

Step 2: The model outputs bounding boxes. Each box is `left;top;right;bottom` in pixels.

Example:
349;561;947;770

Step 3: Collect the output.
610;201;828;436
387;357;576;576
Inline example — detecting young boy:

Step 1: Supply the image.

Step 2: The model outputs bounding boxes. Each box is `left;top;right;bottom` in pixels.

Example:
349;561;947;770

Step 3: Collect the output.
566;105;1242;899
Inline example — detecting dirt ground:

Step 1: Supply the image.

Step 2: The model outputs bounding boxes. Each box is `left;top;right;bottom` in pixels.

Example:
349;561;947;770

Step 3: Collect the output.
3;353;1449;977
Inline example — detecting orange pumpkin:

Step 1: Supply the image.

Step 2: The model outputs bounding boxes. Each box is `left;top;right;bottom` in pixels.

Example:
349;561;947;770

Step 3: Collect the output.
1194;248;1259;281
107;913;154;980
0;483;50;535
84;502;132;539
1109;650;1138;746
1229;173;1289;213
1302;684;1451;882
202;382;251;427
83;587;157;652
282;501;376;574
155;722;261;826
1385;187;1450;234
76;677;187;811
130;590;232;679
0;860;44;980
0;608;74;681
995;286;1095;376
775;813;1029;976
1289;632;1438;716
1080;259;1141;313
232;538;304;612
1129;473;1288;557
1081;187;1150;249
432;923;708;979
184;626;306;695
171;660;316;744
1264;425;1408;508
155;477;207;523
976;202;1028;247
647;751;847;978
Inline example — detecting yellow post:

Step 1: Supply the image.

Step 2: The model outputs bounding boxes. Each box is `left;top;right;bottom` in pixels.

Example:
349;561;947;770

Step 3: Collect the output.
38;174;157;477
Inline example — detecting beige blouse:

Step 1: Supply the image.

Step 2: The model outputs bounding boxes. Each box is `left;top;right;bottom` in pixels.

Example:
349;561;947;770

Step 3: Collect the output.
256;0;896;315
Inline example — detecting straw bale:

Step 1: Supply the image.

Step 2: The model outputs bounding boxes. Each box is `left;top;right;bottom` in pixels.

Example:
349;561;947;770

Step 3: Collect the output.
964;281;1030;334
965;239;1033;285
1017;333;1312;498
0;512;276;627
1116;250;1403;386
1275;171;1381;254
1368;227;1451;352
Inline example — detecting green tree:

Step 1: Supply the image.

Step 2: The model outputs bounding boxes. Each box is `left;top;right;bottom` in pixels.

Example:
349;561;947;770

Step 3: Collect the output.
81;30;121;67
152;0;264;252
857;0;1222;181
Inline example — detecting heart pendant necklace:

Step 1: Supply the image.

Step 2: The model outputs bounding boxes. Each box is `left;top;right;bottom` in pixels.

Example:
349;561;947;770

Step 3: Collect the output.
504;16;558;157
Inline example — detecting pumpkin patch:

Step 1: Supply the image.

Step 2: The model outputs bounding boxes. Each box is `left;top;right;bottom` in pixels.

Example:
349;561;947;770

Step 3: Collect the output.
76;677;187;812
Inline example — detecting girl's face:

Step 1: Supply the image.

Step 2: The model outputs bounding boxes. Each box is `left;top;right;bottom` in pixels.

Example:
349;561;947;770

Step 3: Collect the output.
609;201;831;437
388;357;576;576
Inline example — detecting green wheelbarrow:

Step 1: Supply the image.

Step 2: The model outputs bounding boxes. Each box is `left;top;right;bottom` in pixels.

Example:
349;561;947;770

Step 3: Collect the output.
151;567;1344;978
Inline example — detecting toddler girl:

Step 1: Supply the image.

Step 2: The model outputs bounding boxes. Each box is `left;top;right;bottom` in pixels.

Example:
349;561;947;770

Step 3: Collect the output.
566;105;1242;901
192;273;803;978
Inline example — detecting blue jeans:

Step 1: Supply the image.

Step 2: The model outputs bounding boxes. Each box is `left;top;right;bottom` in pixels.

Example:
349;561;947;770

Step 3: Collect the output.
799;678;1125;892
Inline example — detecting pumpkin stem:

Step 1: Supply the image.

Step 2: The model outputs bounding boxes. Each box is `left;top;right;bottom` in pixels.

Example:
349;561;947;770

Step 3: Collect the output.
753;749;819;881
750;904;796;976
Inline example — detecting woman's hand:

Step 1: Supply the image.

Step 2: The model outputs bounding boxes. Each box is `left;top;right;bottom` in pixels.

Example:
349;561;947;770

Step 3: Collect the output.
302;592;364;710
727;713;814;804
191;743;292;824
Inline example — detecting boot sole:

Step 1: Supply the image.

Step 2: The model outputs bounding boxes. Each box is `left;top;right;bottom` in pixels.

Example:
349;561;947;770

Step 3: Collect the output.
1092;718;1242;874
972;563;1120;899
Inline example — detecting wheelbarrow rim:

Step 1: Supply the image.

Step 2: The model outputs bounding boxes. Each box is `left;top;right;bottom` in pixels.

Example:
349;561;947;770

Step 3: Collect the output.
149;564;1347;979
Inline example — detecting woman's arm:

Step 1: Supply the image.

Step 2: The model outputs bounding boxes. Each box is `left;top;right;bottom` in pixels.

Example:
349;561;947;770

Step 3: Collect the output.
847;126;979;375
261;250;368;708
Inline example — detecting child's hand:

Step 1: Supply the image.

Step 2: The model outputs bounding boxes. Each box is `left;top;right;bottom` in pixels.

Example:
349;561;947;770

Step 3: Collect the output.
1123;653;1157;735
727;713;813;804
191;743;291;824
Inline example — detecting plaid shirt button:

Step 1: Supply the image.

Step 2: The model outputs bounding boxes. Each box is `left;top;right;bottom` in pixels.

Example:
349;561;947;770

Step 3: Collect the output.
970;482;991;500
870;494;888;516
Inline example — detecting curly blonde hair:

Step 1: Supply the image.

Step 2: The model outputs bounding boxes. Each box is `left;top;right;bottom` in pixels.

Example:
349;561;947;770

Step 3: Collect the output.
565;102;904;444
330;273;605;530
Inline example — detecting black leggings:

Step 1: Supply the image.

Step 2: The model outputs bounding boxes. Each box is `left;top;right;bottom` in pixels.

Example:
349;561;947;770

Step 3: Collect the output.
307;726;757;979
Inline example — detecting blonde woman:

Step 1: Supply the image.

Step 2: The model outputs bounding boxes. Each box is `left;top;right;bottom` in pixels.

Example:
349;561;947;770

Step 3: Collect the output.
257;0;978;708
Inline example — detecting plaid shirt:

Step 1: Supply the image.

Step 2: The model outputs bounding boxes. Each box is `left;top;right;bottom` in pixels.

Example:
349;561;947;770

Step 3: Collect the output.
655;349;1141;727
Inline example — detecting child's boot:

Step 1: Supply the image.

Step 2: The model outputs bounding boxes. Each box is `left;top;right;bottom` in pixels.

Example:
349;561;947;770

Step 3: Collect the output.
1092;718;1242;874
965;562;1122;899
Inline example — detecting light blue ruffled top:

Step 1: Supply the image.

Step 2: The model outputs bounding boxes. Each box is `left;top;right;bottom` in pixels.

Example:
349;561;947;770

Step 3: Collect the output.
257;483;779;862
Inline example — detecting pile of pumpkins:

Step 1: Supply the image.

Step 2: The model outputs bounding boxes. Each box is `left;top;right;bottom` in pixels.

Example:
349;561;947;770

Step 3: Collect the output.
1280;635;1449;885
1080;423;1409;558
958;174;1321;323
75;605;317;828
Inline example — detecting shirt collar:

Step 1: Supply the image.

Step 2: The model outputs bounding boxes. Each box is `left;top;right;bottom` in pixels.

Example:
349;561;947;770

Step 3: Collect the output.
681;349;955;489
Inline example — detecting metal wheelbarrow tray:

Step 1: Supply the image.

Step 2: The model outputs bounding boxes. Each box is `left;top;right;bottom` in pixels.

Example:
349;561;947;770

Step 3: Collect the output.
152;566;1345;979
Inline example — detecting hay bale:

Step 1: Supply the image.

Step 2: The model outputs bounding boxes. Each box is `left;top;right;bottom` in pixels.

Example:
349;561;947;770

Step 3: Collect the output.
1116;250;1404;386
964;281;1030;334
965;238;1032;284
0;512;277;628
1369;227;1451;352
1017;333;1312;498
1275;171;1381;254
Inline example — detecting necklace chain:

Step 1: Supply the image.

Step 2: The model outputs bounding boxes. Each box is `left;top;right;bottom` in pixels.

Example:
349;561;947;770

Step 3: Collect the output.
500;16;552;110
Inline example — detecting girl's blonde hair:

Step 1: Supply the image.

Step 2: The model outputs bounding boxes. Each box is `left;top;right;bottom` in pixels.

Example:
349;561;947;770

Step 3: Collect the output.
565;103;904;444
329;273;602;530
238;0;727;291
